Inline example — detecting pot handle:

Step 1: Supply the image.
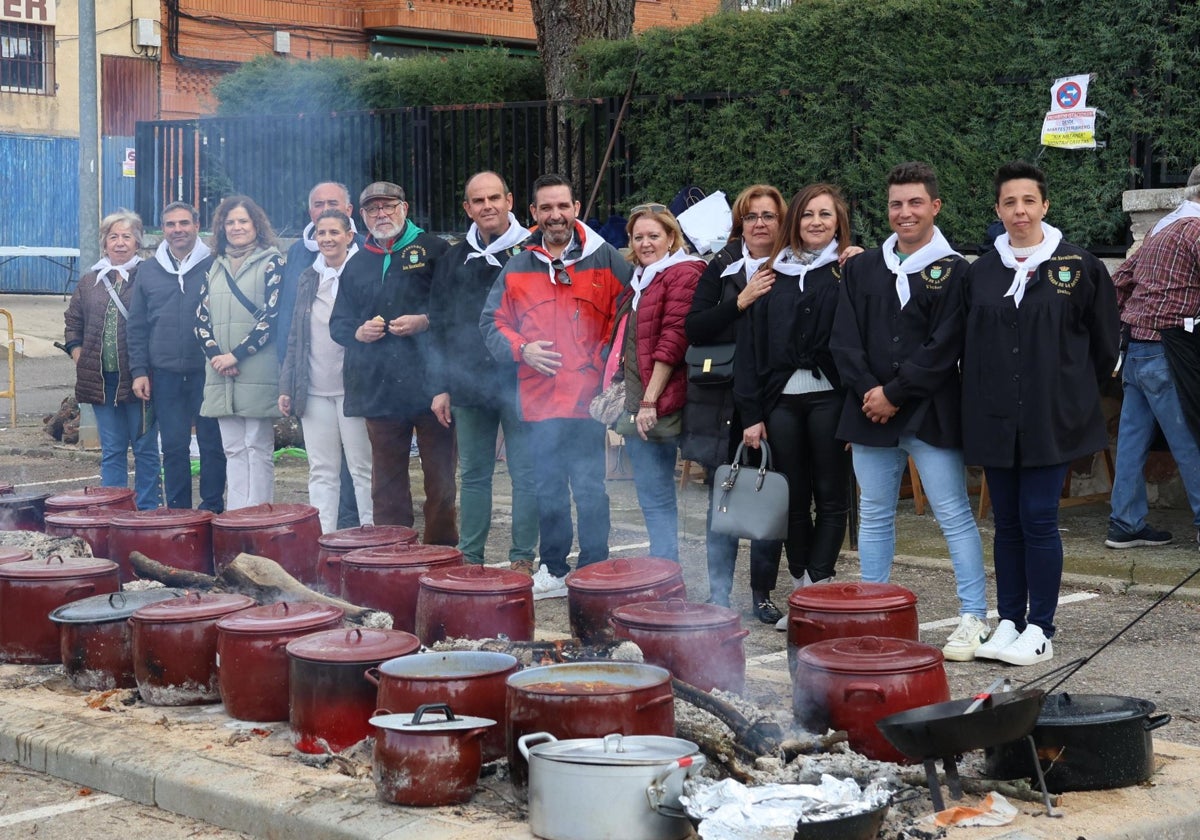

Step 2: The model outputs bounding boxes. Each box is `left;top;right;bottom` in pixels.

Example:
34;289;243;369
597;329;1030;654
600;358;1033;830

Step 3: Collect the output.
663;583;687;599
411;703;455;724
792;616;825;631
646;754;707;816
108;592;128;609
635;693;675;713
517;731;557;760
268;531;296;543
843;681;886;703
364;666;381;687
1145;713;1172;732
171;532;195;542
64;583;96;600
721;629;751;646
497;597;527;610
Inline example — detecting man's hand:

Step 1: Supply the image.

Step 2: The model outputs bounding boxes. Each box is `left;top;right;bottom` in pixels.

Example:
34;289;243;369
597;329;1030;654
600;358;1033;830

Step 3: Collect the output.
357;317;386;343
389;314;428;337
862;385;898;424
521;340;562;376
278;394;292;417
431;392;452;428
132;376;151;401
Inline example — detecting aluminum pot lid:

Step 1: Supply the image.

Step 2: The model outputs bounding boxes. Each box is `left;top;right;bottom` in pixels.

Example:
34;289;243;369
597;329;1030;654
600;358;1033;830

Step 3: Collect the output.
526;732;699;766
286;627;420;664
0;547;33;564
1037;692;1157;725
318;525;419;550
50;587;188;624
44;506;119;526
378;650;518;679
343;544;462;569
797;635;944;674
216;601;345;634
507;661;673;693
370;705;495;732
565;556;683;593
108;507;215;528
130;592;256;623
418;563;530;593
212;503;319;529
610;598;738;630
0;490;50;504
788;582;917;612
45;486;134;509
0;555;119;580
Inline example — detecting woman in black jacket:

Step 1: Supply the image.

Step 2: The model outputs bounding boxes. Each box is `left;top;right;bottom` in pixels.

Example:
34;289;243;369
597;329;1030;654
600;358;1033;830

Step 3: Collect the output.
736;184;857;627
682;184;787;623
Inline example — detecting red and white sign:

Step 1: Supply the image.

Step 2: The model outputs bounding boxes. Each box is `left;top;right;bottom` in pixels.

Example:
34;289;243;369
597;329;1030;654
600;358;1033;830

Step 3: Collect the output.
1042;74;1096;149
1;0;56;26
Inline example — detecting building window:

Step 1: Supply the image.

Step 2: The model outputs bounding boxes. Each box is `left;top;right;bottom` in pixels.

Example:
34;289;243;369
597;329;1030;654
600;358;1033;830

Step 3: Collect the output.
1;21;53;95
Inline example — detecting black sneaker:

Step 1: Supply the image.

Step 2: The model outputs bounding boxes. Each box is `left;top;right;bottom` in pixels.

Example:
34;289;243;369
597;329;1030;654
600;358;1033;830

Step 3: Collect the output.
1105;523;1173;549
754;597;783;624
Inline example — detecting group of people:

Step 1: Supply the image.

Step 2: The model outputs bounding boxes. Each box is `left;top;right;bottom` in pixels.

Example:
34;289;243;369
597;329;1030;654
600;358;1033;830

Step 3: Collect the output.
66;158;1200;669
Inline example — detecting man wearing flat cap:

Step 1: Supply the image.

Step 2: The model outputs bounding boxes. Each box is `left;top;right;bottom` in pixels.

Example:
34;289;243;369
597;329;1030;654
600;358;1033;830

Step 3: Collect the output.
329;181;457;544
1105;163;1200;552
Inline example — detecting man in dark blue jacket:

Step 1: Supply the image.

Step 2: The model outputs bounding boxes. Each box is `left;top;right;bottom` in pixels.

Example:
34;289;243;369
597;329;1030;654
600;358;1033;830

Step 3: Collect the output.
129;202;226;511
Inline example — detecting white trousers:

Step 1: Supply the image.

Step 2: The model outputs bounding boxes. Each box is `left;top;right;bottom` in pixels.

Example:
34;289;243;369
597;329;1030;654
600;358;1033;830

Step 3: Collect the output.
301;394;374;532
218;415;275;510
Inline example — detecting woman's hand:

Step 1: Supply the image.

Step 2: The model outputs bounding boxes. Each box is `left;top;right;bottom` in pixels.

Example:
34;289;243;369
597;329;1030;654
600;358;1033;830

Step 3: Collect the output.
838;245;865;265
737;267;775;311
278;395;291;417
211;352;239;377
743;422;766;448
635;405;657;441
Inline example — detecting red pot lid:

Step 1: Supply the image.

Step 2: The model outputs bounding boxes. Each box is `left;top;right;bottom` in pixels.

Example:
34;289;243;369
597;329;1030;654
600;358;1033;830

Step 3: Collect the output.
131;591;257;623
0;555;118;579
212;503;318;529
797;636;944;674
108;508;215;528
286;627;420;664
45;486;134;510
611;598;739;630
565;556;683;593
788;582;917;613
0;547;33;564
318;525;419;550
342;544;462;568
44;505;118;527
216;601;345;634
418;563;531;594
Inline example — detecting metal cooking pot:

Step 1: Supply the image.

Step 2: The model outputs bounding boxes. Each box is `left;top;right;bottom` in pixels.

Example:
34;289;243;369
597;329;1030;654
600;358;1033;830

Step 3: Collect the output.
316;525;419;594
0;489;51;531
0;555;121;663
108;508;215;581
340;544;462;634
793;798;891;840
610;599;748;693
44;486;135;513
369;704;494;807
44;506;117;560
414;564;533;644
519;732;705;840
566;557;687;645
876;687;1046;760
212;504;322;583
984;692;1171;792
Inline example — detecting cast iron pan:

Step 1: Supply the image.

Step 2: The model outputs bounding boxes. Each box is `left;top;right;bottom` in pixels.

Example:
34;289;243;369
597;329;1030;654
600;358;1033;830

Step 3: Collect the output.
792;799;889;840
875;688;1046;760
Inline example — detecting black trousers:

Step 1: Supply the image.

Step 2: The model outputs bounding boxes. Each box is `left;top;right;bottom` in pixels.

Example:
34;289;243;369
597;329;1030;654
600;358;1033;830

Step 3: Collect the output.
765;391;850;582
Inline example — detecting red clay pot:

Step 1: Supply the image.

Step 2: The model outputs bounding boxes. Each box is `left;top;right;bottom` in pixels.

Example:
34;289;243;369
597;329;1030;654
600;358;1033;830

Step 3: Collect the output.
107;508;215;582
316;525;419;594
216;601;345;722
213;504;322;584
340;544;462;632
610;599;748;694
0;547;32;565
794;635;950;764
0;556;121;664
369;705;493;806
784;582;919;675
566;557;687;645
414;565;534;644
44;486;135;513
44;506;117;560
130;592;256;705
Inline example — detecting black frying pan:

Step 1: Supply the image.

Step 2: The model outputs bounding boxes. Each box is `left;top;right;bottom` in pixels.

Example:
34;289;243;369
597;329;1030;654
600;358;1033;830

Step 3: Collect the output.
876;687;1045;760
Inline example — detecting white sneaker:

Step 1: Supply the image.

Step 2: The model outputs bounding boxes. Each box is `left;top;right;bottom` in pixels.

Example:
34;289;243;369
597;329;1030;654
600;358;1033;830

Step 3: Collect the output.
996;624;1053;666
531;566;568;600
942;614;991;662
974;619;1020;661
775;612;789;631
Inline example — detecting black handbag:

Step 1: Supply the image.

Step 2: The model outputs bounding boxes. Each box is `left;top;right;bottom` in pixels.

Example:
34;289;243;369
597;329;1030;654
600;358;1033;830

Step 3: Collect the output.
710;440;789;541
686;343;736;386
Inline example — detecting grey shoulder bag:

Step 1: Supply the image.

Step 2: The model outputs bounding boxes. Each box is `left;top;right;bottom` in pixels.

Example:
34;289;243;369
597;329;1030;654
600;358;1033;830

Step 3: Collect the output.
710;440;789;541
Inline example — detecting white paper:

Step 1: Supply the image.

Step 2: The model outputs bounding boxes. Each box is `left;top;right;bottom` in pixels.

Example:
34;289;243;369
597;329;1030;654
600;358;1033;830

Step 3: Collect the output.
677;191;732;255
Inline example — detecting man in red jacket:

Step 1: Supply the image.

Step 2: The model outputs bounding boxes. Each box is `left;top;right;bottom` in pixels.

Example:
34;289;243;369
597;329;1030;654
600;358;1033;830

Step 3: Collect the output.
482;174;632;594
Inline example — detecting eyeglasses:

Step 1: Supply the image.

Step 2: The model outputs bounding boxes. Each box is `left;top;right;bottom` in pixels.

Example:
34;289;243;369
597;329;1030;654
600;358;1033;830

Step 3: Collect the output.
363;201;403;216
631;203;668;216
551;257;571;285
742;212;779;225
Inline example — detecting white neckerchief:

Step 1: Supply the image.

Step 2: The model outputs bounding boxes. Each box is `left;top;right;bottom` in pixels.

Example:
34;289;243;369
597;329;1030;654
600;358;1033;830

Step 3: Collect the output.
311;243;359;300
994;222;1064;308
464;214;531;266
720;242;769;284
301;218;359;252
630;248;704;311
529;221;605;284
91;254;142;285
881;227;958;308
1150;199;1200;238
154;239;211;292
771;239;840;292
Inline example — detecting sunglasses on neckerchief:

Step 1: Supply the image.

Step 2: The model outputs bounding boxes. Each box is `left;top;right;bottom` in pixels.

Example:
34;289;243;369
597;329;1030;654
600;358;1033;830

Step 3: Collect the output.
551;257;571;285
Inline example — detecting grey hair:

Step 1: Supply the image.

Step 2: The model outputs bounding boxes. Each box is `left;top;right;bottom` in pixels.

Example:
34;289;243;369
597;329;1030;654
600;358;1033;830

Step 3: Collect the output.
100;209;144;248
161;201;199;222
309;182;352;206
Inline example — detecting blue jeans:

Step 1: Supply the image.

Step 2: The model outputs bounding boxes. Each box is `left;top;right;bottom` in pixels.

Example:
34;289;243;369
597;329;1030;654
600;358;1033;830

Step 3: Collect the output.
986;463;1071;637
624;434;680;561
852;435;986;617
94;372;161;510
1111;341;1200;531
455;401;539;565
532;418;610;578
153;368;225;512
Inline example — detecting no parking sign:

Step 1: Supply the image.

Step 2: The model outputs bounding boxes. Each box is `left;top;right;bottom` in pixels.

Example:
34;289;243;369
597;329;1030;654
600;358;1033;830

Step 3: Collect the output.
1041;73;1097;149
